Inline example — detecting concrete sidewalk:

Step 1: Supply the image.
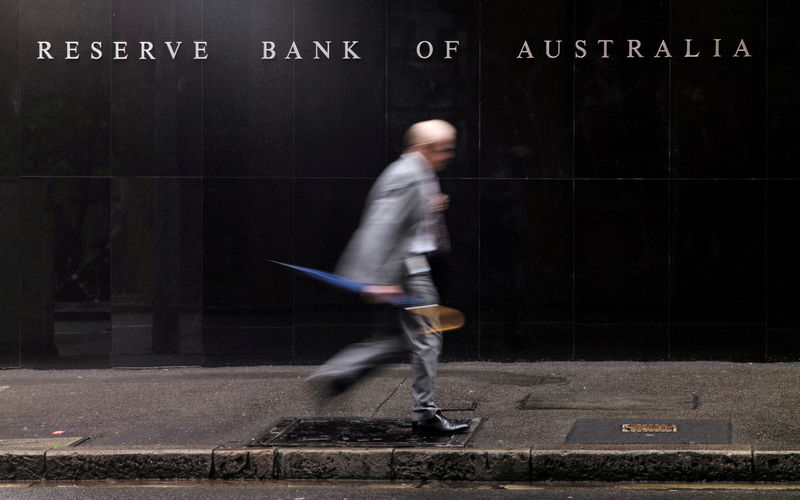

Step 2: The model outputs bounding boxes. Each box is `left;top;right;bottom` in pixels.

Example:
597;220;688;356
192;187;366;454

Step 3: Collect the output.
1;361;799;482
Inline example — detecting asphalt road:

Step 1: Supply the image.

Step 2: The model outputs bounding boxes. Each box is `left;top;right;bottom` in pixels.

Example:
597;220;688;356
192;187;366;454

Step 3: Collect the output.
3;481;800;499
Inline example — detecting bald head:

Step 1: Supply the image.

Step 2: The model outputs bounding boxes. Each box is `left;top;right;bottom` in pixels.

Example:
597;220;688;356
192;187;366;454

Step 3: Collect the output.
403;120;457;171
404;120;457;150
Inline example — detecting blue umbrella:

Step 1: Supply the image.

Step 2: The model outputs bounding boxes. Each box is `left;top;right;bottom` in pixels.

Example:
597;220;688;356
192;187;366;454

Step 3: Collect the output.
270;261;423;307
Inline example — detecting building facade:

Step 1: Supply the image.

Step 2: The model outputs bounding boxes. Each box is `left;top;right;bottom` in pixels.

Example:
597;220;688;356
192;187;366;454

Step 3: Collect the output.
1;0;798;367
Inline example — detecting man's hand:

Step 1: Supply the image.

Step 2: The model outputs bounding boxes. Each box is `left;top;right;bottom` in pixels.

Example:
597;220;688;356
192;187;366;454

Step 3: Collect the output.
362;284;405;304
428;193;449;212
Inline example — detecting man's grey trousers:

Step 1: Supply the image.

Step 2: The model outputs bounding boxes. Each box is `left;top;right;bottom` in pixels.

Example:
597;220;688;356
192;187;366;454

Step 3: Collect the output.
306;271;442;421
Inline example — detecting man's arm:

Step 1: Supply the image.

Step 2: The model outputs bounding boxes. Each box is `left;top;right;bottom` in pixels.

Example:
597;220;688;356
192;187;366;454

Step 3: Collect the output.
336;175;420;285
361;284;406;304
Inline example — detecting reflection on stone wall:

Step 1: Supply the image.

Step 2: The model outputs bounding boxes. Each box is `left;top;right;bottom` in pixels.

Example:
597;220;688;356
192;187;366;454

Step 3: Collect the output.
2;0;799;366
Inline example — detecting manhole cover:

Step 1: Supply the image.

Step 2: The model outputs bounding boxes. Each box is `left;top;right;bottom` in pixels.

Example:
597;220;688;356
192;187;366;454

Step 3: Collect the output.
521;393;697;411
565;418;731;444
252;417;480;448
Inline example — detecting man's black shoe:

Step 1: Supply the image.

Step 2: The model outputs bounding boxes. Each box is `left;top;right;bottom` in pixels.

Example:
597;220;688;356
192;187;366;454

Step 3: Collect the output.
411;411;470;434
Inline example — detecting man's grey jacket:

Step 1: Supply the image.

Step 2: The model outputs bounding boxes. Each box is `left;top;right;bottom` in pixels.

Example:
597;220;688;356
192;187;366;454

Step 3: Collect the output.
336;151;439;286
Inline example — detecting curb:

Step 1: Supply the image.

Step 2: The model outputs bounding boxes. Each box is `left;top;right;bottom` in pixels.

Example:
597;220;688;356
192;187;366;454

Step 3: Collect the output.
3;446;800;482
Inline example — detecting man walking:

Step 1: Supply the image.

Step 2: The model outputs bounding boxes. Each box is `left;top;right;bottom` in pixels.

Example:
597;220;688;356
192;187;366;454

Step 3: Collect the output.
307;120;467;434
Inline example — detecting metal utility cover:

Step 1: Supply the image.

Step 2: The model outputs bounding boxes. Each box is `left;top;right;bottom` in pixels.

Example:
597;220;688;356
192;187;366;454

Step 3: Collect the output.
565;418;731;444
522;393;697;411
622;423;677;433
253;417;480;448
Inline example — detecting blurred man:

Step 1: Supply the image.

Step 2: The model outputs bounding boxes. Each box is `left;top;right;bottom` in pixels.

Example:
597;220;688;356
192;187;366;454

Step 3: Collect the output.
307;119;468;434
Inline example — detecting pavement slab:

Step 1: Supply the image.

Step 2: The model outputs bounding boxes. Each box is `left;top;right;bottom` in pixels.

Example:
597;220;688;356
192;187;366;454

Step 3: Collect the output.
1;361;799;482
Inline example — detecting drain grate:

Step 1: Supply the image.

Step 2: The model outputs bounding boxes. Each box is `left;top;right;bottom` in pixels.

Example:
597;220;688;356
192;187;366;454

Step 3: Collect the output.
252;417;480;448
565;418;731;445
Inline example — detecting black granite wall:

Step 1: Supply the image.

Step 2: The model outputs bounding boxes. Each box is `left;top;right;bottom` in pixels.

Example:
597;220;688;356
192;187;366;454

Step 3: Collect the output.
1;0;798;366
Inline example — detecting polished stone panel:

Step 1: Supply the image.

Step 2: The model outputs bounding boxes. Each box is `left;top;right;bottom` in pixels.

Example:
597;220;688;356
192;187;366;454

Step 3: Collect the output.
295;0;386;178
202;179;294;362
766;181;800;328
436;179;479;325
111;1;202;177
293;178;374;326
110;178;202;357
481;0;573;179
670;0;766;179
17;178;111;362
575;181;669;323
202;178;294;319
20;0;110;176
480;180;573;324
202;323;293;365
293;324;382;365
440;322;479;361
670;181;765;324
767;328;800;362
670;324;765;362
203;0;294;177
4;0;794;365
767;0;800;178
0;0;19;177
574;325;669;361
0;181;20;364
479;323;573;362
575;0;670;179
